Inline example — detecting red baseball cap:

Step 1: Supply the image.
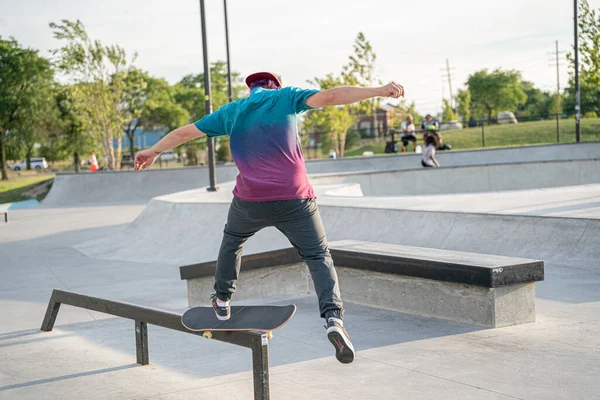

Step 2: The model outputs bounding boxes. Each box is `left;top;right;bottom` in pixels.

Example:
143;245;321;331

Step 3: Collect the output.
245;72;282;88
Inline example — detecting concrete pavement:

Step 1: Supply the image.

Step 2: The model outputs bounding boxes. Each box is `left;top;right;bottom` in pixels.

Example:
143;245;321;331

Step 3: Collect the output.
1;205;599;399
2;145;600;399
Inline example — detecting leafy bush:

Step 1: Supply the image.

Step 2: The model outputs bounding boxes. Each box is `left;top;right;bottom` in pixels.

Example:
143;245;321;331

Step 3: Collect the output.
345;131;361;149
216;136;232;162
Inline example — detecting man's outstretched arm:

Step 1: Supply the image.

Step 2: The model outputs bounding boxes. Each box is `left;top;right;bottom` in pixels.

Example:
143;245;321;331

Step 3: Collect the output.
306;82;404;109
134;124;204;171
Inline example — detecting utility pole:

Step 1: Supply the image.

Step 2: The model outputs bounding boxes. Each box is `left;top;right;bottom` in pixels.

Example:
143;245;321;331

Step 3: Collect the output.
199;0;217;191
445;59;454;110
548;40;565;142
223;0;233;103
574;0;581;142
441;59;456;117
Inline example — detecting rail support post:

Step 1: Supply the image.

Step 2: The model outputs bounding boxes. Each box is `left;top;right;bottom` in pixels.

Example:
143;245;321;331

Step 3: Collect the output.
135;320;149;365
251;333;270;400
41;292;61;331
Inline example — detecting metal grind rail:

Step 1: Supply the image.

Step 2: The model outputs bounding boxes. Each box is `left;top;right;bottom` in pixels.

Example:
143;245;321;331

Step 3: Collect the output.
41;289;271;399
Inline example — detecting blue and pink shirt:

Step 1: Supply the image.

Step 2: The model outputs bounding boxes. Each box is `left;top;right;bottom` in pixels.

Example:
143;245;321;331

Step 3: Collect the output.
194;87;319;202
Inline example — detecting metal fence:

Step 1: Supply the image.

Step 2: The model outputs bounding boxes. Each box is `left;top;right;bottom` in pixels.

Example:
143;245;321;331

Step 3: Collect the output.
303;114;600;157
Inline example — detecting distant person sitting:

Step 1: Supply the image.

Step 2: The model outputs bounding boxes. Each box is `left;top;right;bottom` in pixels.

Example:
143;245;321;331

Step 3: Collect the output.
421;133;440;168
400;115;417;152
423;125;452;151
422;114;438;133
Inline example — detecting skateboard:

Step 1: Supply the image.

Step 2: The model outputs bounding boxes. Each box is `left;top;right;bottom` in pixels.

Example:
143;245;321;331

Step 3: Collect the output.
181;305;296;339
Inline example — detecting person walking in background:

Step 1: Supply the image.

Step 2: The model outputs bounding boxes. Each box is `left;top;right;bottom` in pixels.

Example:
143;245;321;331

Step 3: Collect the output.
400;115;417;152
134;71;404;364
421;133;440;168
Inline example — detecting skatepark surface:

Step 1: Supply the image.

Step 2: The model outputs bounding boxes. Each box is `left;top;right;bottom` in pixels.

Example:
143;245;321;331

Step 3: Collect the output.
42;142;600;206
2;144;600;399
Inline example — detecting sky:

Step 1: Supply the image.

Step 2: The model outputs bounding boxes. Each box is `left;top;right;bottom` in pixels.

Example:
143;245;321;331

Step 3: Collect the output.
1;0;596;115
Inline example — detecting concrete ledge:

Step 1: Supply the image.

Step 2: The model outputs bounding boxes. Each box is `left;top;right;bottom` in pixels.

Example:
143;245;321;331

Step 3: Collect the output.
180;241;544;288
329;240;544;288
186;264;535;328
182;241;543;328
336;267;535;328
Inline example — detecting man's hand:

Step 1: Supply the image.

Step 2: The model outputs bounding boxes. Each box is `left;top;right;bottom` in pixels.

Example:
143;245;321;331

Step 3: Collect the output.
379;82;404;99
134;149;159;171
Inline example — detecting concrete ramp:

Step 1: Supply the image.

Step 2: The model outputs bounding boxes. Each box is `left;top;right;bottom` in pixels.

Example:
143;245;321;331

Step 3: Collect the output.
43;143;600;206
43;166;239;206
75;186;600;268
310;159;600;196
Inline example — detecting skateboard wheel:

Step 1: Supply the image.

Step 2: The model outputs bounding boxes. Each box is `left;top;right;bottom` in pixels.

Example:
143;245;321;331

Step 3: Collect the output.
267;331;273;340
203;331;212;339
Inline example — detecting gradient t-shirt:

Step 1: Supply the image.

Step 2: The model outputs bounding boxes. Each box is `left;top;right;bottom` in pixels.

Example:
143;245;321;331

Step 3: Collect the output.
194;86;319;202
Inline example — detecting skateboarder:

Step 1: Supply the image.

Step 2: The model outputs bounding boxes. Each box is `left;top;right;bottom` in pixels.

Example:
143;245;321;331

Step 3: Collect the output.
134;72;404;364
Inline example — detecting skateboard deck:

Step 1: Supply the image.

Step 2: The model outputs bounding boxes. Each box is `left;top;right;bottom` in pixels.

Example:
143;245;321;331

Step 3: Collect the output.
181;305;296;336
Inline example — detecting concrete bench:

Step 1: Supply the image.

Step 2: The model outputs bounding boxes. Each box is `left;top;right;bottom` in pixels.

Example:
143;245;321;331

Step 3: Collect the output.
180;240;544;328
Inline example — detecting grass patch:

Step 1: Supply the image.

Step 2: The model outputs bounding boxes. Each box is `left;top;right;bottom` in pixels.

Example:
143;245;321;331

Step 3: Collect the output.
0;175;55;204
345;118;600;157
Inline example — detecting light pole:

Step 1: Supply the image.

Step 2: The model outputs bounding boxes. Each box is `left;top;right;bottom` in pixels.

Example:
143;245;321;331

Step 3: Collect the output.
223;0;233;103
574;0;581;142
199;0;218;191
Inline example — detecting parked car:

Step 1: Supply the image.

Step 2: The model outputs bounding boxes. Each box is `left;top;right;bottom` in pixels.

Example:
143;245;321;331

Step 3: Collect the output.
121;154;135;169
439;121;463;131
497;111;518;124
11;157;48;171
158;151;178;162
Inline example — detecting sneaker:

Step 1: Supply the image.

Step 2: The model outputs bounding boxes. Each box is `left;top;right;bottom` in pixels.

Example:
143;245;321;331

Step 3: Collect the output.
326;317;355;364
211;293;230;321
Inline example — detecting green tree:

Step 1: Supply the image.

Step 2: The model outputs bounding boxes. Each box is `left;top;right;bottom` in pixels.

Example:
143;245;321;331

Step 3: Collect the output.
122;69;189;158
0;37;54;180
442;99;458;121
518;81;553;118
466;69;527;121
174;61;244;157
549;94;564;116
344;32;380;138
456;89;471;123
50;19;134;170
304;73;357;157
177;61;246;121
304;32;382;157
565;0;600;116
55;84;95;171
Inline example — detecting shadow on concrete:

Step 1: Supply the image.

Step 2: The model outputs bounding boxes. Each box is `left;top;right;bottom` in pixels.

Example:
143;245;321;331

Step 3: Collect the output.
0;364;139;392
0;331;76;349
0;328;43;341
1;296;484;382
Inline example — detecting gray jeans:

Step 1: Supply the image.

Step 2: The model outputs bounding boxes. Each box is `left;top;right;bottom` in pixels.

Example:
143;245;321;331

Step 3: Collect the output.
214;197;343;318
